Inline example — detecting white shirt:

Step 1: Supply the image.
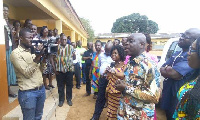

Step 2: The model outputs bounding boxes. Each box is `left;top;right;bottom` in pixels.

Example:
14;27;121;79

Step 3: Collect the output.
98;52;113;75
4;19;12;46
73;48;82;67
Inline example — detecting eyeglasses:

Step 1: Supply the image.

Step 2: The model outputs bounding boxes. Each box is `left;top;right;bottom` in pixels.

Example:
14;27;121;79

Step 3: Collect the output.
180;33;194;40
189;46;197;54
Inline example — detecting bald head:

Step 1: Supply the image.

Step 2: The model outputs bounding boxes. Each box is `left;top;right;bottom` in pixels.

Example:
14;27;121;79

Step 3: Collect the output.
125;33;146;57
105;42;113;56
179;28;200;49
87;42;93;50
185;28;200;39
131;33;146;44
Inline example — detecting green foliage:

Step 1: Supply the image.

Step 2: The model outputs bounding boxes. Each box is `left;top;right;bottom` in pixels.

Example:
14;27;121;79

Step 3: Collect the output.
79;17;95;42
111;13;159;34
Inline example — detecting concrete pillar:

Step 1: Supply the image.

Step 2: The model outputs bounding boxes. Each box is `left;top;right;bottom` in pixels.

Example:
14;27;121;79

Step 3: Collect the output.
71;30;75;42
78;34;81;41
55;20;62;34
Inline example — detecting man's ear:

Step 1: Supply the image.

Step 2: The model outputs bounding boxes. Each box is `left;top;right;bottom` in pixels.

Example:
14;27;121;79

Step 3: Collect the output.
140;42;145;49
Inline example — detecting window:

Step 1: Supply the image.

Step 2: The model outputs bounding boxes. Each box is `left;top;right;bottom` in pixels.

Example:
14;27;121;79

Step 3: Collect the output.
165;41;181;61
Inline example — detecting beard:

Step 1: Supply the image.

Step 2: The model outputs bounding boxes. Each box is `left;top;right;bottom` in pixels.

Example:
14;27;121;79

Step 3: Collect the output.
178;43;190;49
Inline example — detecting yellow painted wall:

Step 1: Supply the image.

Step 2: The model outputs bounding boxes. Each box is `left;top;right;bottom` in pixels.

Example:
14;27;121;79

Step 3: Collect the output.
95;38;117;43
152;38;169;45
31;0;87;41
5;0;88;47
31;20;55;29
95;37;169;45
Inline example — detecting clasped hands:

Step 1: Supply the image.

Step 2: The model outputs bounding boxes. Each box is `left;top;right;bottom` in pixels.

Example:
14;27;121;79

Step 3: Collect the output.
105;66;126;92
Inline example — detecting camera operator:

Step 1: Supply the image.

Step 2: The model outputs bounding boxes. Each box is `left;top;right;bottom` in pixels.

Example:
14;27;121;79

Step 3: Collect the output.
52;35;75;107
39;26;54;90
10;28;46;120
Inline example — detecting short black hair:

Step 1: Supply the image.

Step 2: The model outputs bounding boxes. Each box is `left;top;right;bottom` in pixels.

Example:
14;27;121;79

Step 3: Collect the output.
144;33;151;44
31;24;37;28
3;3;9;8
24;19;32;27
95;40;102;46
107;40;112;43
19;28;32;37
60;33;65;38
87;42;93;46
67;36;71;39
196;37;200;58
40;26;47;37
115;39;120;44
144;33;151;52
110;45;125;61
13;20;20;27
48;29;53;37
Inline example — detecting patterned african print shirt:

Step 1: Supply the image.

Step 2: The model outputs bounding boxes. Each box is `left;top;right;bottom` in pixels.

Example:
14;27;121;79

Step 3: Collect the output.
173;77;200;119
117;53;161;120
55;44;74;73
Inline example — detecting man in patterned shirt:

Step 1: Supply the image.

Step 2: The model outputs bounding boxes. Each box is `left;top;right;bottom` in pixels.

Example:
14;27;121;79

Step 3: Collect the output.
52;35;75;107
115;33;161;120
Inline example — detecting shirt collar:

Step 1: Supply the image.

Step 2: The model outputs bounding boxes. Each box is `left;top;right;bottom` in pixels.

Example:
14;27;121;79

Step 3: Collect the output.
18;45;31;52
129;52;146;65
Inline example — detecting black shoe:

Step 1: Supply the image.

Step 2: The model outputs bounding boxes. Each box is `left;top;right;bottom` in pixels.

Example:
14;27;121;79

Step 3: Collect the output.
93;95;98;99
83;82;86;84
45;86;50;90
67;100;73;106
48;85;55;88
9;94;17;98
90;117;99;120
76;86;80;89
58;101;64;107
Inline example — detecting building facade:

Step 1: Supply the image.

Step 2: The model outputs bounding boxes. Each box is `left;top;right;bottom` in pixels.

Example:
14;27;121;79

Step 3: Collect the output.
0;0;88;118
95;33;179;51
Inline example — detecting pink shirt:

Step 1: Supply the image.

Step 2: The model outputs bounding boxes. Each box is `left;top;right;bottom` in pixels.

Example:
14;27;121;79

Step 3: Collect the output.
145;52;158;64
124;55;131;65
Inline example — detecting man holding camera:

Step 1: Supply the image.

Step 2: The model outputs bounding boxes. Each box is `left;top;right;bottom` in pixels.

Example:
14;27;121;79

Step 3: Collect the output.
10;28;46;120
53;35;75;107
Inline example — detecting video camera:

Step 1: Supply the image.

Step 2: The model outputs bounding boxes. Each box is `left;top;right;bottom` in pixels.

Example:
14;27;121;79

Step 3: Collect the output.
31;38;58;55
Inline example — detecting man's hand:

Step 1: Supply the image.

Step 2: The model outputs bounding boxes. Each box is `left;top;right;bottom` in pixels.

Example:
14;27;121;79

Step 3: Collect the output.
73;52;76;60
89;74;92;80
115;79;126;92
54;70;59;75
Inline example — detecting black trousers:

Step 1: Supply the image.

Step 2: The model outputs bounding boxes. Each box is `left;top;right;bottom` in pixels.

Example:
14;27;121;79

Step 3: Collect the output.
92;77;108;119
56;72;73;102
85;65;91;94
74;63;81;88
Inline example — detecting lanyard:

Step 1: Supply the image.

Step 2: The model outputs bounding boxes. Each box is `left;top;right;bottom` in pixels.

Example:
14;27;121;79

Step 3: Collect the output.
171;51;183;67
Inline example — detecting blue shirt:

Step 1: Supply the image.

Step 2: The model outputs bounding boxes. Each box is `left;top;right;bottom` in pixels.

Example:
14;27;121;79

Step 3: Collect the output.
161;51;194;110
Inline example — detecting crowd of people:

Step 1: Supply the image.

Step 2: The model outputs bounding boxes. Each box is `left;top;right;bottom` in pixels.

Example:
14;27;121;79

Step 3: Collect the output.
3;3;200;120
